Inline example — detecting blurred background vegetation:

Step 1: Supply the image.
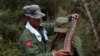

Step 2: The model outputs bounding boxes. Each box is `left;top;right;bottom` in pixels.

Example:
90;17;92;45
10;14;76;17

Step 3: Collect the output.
0;0;100;56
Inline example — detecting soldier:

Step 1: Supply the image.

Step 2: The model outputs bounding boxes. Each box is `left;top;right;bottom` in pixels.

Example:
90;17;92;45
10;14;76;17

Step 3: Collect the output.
42;15;84;56
17;4;70;56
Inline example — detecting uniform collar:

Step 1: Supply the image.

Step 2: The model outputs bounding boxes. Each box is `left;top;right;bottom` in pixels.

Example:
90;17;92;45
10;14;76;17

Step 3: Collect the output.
25;22;48;42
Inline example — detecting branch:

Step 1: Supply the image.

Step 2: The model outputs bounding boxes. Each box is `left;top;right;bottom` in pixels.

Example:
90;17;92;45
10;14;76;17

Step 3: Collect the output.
82;0;99;47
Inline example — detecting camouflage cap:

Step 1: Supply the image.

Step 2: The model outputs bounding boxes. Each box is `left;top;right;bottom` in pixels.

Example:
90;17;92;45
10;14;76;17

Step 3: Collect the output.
54;17;69;33
23;5;45;19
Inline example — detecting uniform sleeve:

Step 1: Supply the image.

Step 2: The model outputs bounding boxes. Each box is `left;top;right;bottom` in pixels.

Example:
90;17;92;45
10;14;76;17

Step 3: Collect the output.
41;23;55;36
18;31;53;56
65;15;72;23
73;37;84;56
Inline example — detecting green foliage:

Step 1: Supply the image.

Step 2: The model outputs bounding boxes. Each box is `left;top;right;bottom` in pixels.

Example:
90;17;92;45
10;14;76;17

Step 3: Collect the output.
0;41;21;56
0;10;18;24
0;10;21;42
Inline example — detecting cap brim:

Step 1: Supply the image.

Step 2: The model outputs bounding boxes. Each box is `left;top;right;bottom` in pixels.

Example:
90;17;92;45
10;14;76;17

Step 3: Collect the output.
36;12;45;18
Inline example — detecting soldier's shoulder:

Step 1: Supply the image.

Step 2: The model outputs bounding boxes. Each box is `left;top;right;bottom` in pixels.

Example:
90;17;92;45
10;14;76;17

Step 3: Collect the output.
21;29;31;36
20;29;32;40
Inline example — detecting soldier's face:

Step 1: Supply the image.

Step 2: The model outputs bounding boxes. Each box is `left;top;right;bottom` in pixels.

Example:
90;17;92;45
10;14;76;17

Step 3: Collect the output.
59;33;66;38
29;18;40;28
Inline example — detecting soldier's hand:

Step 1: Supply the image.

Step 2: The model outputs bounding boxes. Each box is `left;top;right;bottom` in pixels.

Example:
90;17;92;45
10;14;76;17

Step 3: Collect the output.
71;13;79;19
53;49;70;56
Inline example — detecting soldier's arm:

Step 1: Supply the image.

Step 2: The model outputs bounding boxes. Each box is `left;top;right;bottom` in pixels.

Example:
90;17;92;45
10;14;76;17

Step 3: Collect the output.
41;23;55;36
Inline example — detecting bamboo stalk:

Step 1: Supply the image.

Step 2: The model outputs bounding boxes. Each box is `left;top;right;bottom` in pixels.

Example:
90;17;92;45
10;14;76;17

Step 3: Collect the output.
64;18;77;55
